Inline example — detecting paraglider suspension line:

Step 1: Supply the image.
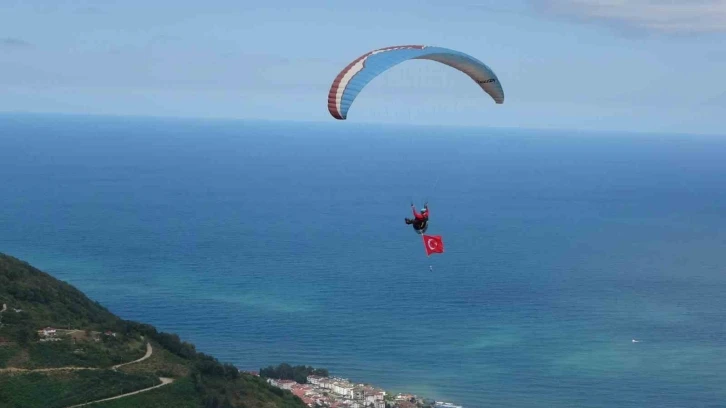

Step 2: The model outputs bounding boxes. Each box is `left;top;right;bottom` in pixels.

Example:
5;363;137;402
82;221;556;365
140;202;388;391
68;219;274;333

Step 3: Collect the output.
424;174;441;206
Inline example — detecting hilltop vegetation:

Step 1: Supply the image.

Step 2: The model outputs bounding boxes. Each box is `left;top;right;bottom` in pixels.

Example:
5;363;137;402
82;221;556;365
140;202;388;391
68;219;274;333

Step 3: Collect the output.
0;252;307;408
0;370;160;408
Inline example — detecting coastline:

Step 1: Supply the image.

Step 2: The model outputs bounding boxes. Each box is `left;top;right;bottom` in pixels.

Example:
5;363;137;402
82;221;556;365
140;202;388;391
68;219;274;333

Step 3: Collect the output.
248;371;464;408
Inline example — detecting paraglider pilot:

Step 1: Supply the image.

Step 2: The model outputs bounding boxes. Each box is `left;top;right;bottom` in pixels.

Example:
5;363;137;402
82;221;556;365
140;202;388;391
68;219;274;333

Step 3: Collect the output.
405;203;429;232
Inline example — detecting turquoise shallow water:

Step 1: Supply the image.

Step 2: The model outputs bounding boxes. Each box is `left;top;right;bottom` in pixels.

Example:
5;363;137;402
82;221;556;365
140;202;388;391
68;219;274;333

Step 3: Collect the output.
2;113;726;407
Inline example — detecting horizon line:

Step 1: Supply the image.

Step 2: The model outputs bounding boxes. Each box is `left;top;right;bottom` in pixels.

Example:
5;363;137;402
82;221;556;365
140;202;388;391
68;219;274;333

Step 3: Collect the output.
1;110;723;138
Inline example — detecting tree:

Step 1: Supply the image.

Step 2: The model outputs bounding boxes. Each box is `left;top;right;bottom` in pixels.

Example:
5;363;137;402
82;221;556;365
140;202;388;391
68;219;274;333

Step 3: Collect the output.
16;326;35;345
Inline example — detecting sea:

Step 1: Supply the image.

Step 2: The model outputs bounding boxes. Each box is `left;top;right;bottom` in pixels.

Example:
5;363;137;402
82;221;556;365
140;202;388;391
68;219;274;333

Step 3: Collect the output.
1;112;726;408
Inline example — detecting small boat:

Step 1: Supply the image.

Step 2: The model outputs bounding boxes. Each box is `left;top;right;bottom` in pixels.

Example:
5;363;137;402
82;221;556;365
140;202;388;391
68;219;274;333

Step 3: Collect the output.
435;402;464;408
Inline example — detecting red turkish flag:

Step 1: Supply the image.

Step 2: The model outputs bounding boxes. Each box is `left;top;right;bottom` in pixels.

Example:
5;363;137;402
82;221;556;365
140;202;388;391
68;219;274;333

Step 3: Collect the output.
422;234;444;256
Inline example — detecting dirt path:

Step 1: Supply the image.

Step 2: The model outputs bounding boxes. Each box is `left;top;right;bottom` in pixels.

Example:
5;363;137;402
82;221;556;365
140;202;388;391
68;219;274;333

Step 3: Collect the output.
63;377;175;408
61;343;177;407
112;342;152;370
0;342;152;373
0;366;98;373
1;341;174;407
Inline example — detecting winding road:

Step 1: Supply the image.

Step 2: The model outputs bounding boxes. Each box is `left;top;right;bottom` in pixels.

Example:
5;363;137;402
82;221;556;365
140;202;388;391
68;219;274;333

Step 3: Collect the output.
63;344;175;408
0;340;176;406
112;342;153;370
0;343;153;373
64;377;175;408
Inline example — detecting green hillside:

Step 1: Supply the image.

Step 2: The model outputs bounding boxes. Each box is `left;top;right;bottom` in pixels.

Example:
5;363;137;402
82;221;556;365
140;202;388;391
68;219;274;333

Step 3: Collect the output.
0;252;307;408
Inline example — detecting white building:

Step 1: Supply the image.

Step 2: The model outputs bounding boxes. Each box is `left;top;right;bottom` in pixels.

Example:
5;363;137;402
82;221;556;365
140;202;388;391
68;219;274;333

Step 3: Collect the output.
362;389;385;408
278;380;297;390
40;327;56;337
319;378;333;390
332;381;354;398
307;375;323;386
267;378;297;390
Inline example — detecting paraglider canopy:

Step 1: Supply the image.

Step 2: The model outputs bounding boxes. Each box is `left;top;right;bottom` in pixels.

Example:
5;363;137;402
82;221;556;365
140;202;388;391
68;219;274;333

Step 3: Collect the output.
328;45;504;120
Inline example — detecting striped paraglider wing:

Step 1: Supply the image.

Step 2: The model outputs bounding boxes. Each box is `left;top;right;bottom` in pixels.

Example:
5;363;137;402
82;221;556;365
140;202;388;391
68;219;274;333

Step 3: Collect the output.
327;45;504;120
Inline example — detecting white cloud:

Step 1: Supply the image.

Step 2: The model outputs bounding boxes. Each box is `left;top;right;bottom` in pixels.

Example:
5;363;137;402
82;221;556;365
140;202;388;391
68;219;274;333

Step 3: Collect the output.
530;0;726;33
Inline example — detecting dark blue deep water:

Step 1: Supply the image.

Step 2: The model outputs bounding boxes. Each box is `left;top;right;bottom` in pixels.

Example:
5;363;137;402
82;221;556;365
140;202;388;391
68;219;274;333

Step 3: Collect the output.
2;113;726;407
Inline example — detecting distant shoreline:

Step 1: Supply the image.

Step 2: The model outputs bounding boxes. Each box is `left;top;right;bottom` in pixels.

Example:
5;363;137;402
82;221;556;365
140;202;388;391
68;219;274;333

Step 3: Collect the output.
254;370;463;408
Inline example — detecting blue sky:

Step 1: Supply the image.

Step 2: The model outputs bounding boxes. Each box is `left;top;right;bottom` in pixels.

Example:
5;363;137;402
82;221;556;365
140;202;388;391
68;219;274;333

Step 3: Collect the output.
1;0;725;134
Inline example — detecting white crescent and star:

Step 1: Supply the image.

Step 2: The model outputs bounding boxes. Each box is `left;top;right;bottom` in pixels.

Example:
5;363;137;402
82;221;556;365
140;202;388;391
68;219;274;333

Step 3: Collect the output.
427;239;438;250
